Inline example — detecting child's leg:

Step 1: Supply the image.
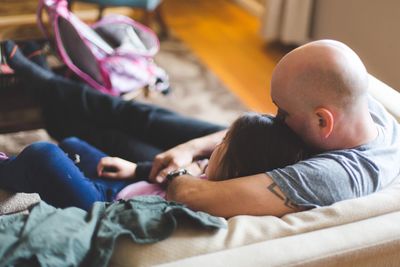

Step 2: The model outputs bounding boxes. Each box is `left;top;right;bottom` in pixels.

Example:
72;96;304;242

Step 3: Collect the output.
59;137;107;178
0;142;104;211
61;137;154;180
59;137;132;200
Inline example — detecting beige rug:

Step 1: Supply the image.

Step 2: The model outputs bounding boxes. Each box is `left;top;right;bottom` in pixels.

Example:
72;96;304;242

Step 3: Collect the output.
0;36;248;214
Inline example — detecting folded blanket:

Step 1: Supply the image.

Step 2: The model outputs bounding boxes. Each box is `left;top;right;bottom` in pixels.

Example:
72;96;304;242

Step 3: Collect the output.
0;189;40;215
0;196;226;267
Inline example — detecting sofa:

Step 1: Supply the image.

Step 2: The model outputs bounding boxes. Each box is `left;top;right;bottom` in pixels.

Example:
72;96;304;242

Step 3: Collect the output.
1;74;400;266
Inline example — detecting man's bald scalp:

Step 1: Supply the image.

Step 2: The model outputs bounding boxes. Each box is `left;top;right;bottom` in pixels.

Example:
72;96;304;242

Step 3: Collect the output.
274;40;369;111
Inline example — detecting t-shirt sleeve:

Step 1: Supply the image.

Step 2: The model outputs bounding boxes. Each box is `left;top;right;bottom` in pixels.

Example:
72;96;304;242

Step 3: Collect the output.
266;151;379;208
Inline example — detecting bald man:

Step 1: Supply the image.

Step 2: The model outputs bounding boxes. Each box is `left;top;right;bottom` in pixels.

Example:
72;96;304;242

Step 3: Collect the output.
151;40;400;217
5;39;400;218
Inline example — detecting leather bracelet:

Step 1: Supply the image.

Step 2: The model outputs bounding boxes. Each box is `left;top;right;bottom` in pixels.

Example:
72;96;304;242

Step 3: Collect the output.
166;168;189;182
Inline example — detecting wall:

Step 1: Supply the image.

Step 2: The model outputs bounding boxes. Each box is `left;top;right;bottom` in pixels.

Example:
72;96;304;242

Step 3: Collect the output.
311;0;400;91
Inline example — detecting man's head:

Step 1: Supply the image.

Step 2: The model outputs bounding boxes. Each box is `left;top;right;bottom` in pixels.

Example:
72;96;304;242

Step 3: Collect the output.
271;39;372;151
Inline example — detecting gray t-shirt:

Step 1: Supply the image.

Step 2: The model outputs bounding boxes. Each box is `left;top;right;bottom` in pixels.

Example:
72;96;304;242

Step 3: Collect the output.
267;95;400;208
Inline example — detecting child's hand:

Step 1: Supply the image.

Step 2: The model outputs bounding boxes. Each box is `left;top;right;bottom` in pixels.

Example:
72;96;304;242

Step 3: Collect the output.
185;159;209;176
97;157;137;179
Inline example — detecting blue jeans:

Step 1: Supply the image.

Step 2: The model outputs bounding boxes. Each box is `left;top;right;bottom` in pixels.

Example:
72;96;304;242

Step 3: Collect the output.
7;38;225;161
4;45;226;210
36;72;226;162
0;138;131;211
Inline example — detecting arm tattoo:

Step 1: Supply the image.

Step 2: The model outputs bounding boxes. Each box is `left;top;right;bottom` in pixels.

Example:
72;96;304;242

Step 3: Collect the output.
267;182;299;209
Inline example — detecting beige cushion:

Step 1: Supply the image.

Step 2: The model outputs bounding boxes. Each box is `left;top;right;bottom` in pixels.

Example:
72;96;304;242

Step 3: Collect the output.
158;211;400;267
368;74;400;122
109;181;400;267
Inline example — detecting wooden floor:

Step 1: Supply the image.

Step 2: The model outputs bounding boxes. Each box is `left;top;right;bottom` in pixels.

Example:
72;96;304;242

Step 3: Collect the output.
0;0;288;113
162;0;287;113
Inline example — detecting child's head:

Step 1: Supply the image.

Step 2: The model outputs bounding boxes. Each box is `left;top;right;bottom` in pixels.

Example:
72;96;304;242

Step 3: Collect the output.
205;113;311;181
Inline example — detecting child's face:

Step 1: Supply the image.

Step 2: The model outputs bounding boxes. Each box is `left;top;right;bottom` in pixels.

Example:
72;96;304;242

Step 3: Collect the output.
205;138;228;180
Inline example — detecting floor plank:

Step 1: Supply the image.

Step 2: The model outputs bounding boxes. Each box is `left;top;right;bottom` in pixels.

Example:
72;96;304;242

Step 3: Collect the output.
162;0;286;113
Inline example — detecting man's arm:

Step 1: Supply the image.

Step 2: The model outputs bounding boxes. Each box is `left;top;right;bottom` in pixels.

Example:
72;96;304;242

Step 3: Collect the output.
166;173;301;218
149;130;228;183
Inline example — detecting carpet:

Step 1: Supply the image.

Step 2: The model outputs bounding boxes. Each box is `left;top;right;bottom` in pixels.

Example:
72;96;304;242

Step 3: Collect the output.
0;36;248;214
139;36;249;124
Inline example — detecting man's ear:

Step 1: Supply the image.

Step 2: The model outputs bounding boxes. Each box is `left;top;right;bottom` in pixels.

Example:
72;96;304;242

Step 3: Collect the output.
315;107;334;139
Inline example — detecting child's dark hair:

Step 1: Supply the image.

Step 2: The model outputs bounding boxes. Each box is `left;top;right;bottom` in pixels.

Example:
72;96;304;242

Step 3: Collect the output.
214;113;311;180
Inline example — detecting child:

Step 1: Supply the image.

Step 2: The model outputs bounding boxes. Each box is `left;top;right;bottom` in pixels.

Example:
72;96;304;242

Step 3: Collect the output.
102;112;312;200
0;113;310;211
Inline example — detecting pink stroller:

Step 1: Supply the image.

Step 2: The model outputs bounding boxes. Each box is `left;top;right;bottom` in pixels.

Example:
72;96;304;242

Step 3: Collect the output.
37;0;169;96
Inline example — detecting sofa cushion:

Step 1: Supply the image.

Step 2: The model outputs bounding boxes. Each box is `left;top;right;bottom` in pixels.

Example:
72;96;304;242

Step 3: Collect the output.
158;211;400;267
109;180;400;267
368;74;400;122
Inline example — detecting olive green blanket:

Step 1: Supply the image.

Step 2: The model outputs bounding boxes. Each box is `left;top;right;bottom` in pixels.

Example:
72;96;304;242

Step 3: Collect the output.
0;196;226;267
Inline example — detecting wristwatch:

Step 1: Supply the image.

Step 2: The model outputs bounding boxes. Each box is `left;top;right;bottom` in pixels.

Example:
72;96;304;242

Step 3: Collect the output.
166;168;189;182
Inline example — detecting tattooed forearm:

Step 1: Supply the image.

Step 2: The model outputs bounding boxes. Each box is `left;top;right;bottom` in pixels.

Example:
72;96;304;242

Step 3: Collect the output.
267;182;285;200
284;198;299;209
267;182;299;209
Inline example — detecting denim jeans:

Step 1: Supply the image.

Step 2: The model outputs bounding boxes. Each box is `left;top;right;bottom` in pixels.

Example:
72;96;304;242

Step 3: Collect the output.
9;43;226;161
0;138;133;211
3;46;226;210
35;73;226;162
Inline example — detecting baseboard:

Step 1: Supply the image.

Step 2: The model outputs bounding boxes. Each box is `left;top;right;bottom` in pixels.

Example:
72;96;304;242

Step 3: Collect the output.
232;0;264;17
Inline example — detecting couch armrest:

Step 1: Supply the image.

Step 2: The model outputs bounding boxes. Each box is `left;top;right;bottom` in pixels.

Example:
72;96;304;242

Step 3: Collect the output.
368;74;400;122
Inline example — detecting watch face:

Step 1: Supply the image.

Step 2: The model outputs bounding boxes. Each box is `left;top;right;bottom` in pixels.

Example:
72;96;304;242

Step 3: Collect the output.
167;168;188;182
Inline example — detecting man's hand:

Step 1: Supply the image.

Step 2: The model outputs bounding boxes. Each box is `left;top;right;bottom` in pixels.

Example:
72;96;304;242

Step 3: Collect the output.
149;130;227;184
149;144;195;183
97;157;137;179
